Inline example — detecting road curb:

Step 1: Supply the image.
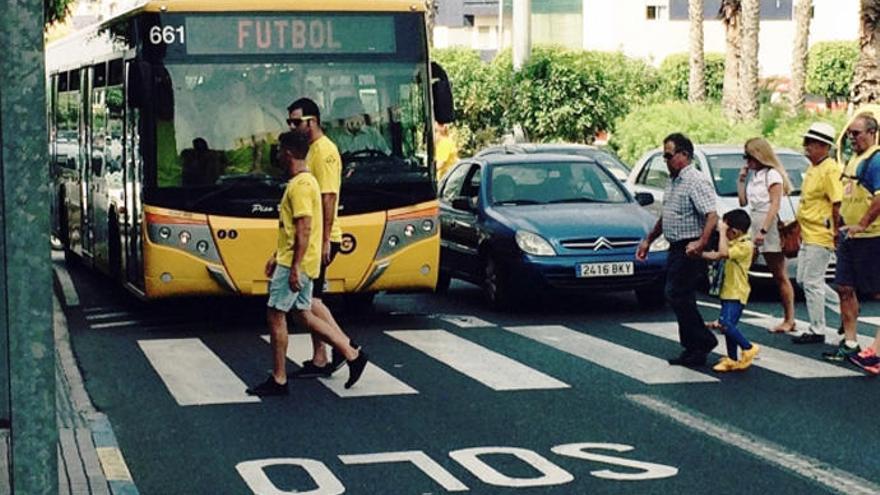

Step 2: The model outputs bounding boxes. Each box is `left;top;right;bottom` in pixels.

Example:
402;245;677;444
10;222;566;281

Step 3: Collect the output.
53;262;140;495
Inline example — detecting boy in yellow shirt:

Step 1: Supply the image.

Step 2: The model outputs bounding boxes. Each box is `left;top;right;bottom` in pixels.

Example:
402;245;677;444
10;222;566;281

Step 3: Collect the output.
701;209;761;372
247;131;367;396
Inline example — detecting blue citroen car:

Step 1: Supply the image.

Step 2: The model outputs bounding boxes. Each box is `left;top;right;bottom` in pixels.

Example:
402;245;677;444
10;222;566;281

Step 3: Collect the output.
438;153;669;309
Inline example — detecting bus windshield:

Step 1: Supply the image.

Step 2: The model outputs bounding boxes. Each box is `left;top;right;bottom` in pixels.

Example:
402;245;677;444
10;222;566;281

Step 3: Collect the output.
153;60;430;216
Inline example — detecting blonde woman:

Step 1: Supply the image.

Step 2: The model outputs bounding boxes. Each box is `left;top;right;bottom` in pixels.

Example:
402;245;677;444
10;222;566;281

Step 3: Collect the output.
737;137;796;332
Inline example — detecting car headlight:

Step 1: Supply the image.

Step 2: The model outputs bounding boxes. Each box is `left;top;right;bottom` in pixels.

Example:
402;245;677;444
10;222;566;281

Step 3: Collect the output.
649;234;670;252
515;231;556;256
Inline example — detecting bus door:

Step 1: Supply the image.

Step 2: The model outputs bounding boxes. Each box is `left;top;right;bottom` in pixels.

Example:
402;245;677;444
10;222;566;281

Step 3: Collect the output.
79;68;95;259
89;62;111;268
123;60;145;289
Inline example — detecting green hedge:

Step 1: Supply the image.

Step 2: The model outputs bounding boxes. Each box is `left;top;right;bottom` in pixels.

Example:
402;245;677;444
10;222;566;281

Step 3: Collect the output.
433;46;658;155
610;101;849;165
658;52;726;102
806;41;858;106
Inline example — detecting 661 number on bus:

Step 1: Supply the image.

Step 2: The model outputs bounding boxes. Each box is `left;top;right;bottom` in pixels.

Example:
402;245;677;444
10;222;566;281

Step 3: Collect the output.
149;26;185;45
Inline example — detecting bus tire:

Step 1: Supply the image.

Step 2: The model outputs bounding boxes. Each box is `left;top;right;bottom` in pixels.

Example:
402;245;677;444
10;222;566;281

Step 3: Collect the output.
58;193;75;264
435;269;451;293
108;214;122;281
346;292;375;313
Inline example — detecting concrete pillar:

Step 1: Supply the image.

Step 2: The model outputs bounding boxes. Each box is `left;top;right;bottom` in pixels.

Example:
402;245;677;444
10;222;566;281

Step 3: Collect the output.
0;0;57;491
512;0;531;71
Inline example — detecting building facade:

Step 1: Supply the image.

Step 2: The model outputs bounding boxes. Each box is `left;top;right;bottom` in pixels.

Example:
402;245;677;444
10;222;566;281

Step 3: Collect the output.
433;0;859;77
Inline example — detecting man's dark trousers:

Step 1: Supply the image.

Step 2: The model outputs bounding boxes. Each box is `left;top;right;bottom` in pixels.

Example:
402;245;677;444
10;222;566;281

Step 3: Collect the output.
665;240;717;355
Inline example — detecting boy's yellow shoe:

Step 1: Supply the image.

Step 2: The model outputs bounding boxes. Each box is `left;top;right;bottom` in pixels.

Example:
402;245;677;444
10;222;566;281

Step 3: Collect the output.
740;344;761;366
712;356;738;372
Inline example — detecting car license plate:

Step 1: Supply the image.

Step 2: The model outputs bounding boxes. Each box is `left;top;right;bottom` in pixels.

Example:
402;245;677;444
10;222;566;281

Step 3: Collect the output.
577;262;634;278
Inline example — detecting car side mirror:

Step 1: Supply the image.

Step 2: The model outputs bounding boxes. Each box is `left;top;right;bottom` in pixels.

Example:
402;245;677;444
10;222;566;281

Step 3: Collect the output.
635;192;655;206
451;197;473;211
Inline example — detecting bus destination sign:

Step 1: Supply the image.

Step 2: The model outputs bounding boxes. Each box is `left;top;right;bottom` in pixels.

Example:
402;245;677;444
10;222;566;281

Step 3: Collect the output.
184;15;396;55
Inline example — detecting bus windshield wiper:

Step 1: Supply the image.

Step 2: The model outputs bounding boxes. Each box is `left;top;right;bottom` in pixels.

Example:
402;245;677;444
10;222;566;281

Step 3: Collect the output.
494;199;544;205
186;175;285;210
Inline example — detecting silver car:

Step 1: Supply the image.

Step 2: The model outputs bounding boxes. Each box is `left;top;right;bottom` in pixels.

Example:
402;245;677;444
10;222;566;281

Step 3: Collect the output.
626;144;833;284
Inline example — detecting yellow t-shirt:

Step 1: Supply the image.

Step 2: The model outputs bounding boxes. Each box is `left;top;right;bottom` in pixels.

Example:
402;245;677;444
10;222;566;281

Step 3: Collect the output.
841;144;880;238
435;135;458;181
275;172;323;278
797;157;843;249
720;234;753;304
307;135;343;243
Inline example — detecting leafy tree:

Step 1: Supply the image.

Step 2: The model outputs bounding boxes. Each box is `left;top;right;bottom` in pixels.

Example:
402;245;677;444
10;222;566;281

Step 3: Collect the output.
45;0;75;26
806;41;858;107
659;53;725;101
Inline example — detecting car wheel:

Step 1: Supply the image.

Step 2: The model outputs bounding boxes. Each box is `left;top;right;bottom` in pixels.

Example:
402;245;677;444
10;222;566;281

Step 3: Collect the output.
635;283;666;308
435;269;451;293
483;256;516;310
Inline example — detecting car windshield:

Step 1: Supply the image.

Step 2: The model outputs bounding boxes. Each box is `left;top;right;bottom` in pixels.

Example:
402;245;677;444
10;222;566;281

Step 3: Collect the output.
491;161;629;205
707;153;809;197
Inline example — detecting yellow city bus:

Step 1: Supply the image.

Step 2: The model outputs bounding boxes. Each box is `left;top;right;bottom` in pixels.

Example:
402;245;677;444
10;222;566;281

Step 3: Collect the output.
47;0;454;302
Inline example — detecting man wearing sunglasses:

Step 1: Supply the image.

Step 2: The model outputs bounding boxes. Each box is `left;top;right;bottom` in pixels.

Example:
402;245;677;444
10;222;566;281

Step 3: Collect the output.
285;98;365;379
824;114;880;363
637;133;718;367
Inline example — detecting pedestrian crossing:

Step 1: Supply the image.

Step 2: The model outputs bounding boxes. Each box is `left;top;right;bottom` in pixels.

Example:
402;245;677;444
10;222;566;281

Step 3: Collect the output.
118;312;877;406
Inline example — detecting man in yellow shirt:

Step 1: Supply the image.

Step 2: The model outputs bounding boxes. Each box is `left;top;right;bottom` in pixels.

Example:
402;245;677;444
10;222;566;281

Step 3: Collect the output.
824;114;880;362
246;131;366;396
792;123;843;345
286;98;362;379
435;122;458;181
701;209;760;372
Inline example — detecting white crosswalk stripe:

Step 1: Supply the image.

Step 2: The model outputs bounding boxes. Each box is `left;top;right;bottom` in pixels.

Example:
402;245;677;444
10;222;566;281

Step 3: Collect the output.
624;322;862;378
261;334;418;398
740;317;875;349
138;338;260;406
386;330;570;391
505;325;718;384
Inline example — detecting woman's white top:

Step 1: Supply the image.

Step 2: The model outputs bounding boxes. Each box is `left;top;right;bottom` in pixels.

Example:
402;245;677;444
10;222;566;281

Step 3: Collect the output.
746;168;783;212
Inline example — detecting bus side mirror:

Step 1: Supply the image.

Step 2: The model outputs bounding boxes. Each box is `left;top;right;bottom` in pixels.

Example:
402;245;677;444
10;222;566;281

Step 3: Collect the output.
431;62;455;125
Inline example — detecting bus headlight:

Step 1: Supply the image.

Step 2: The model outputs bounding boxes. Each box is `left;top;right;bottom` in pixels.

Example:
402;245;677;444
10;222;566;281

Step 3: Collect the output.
650;235;670;252
404;224;416;237
515;231;556;256
421;219;434;232
159;226;172;240
196;240;209;254
179;231;191;245
387;235;399;248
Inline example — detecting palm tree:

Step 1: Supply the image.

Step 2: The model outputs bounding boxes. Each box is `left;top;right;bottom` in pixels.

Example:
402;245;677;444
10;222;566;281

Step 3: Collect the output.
738;0;760;120
850;0;880;107
689;0;706;103
719;0;742;119
789;0;813;112
426;0;438;47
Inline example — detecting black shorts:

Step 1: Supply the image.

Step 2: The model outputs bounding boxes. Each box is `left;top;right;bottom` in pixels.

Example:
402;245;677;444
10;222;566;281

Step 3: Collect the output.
834;236;880;295
312;241;342;299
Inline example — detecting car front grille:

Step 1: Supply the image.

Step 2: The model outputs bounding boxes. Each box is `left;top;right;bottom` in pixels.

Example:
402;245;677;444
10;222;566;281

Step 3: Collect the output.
560;237;642;251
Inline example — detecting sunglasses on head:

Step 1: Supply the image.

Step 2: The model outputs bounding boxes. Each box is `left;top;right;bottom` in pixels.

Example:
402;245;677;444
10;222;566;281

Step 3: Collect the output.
663;151;677;160
286;116;315;127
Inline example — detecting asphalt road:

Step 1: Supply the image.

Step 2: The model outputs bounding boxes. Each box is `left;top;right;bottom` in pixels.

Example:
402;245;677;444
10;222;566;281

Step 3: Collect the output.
55;257;880;495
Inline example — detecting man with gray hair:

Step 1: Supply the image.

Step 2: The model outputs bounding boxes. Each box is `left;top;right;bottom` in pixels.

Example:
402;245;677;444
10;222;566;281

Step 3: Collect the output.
637;132;719;366
790;122;842;345
824;113;880;362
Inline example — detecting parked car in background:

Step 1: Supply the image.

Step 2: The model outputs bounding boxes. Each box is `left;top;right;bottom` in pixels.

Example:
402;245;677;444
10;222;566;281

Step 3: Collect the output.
438;152;668;309
476;143;632;182
626;144;829;283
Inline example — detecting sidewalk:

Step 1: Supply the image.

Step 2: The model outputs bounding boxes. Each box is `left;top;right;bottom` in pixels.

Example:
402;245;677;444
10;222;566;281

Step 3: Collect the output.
1;265;138;494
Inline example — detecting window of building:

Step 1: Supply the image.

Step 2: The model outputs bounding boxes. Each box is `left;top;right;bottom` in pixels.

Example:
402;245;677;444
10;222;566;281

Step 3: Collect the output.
646;5;667;21
669;0;793;21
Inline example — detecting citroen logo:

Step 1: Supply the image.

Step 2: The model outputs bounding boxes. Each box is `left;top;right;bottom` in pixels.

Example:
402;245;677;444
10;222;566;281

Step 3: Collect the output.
593;237;614;251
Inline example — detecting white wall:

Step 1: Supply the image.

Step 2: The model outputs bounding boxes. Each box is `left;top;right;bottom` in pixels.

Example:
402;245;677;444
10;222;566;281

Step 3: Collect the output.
582;0;859;77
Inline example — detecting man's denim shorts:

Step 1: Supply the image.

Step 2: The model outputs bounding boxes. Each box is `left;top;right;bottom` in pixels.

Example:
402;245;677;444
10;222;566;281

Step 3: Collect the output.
267;264;313;312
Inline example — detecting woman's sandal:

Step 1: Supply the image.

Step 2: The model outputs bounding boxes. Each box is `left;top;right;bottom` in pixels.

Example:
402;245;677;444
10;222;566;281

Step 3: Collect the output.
769;322;796;333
